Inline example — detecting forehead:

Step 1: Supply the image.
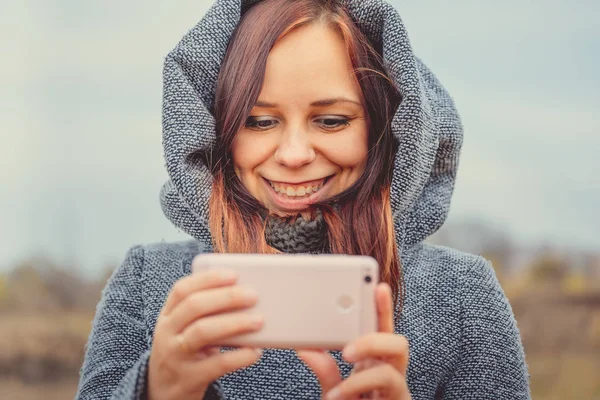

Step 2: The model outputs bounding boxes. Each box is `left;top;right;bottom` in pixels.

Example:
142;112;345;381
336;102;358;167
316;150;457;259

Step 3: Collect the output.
259;23;361;103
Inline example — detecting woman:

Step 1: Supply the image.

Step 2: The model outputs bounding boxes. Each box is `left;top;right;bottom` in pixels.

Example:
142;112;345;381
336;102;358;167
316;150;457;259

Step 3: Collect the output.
76;0;531;399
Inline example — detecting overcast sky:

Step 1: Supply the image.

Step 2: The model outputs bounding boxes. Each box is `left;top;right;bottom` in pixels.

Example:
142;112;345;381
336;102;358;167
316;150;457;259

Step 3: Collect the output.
1;0;598;278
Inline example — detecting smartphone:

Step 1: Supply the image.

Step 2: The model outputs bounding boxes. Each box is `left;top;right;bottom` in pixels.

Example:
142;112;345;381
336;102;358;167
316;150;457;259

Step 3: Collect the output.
192;253;379;350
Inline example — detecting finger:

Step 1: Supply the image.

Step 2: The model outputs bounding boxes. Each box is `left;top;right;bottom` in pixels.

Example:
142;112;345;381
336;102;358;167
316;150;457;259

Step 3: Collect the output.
167;285;258;333
179;311;264;352
326;364;407;400
376;282;394;333
195;347;263;384
351;358;385;374
162;268;238;315
297;350;342;394
342;333;409;373
189;345;222;362
205;346;222;357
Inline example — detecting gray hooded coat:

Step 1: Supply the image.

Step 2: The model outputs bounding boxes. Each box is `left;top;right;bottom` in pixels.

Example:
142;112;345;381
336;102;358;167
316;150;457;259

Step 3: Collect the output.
76;0;532;398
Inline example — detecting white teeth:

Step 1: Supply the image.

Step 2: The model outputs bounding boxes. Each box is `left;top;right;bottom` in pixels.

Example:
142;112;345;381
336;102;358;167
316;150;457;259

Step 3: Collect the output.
269;180;326;198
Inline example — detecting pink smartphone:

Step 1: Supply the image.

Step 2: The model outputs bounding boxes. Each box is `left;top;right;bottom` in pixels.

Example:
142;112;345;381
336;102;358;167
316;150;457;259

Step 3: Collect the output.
192;253;379;350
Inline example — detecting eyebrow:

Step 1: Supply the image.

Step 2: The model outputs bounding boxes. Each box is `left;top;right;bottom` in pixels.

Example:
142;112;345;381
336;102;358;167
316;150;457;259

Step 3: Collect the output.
254;97;362;108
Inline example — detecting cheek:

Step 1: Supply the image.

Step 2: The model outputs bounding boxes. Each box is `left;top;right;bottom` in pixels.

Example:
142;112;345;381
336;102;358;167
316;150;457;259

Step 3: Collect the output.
319;127;369;169
337;142;368;167
231;134;275;178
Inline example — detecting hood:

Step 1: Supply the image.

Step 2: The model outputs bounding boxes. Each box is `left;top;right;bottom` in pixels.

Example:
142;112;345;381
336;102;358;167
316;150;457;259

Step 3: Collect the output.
160;0;463;252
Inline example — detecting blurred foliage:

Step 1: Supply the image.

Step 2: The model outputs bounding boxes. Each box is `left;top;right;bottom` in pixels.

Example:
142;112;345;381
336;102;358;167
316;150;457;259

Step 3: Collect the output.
0;273;6;305
1;245;599;399
0;256;114;399
528;253;569;282
563;272;588;295
0;258;107;314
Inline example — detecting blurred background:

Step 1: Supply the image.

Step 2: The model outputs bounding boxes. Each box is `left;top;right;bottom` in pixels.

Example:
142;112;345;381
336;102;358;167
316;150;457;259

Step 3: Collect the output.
1;0;599;399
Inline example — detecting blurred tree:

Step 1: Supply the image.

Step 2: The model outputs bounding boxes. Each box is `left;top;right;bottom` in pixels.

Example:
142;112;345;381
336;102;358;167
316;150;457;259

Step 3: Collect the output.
528;252;569;288
0;272;6;306
0;255;118;314
39;266;86;311
583;255;600;281
2;261;60;312
562;272;588;294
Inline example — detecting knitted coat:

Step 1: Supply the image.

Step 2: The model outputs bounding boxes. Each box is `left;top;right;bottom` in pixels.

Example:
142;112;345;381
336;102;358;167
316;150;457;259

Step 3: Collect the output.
76;0;532;398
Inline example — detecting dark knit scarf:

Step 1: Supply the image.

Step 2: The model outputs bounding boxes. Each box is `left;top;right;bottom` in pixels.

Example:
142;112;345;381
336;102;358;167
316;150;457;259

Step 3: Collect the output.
264;209;328;254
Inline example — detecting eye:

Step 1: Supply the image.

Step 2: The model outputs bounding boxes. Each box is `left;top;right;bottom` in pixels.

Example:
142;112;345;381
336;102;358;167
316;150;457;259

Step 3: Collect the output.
314;116;351;131
245;116;279;131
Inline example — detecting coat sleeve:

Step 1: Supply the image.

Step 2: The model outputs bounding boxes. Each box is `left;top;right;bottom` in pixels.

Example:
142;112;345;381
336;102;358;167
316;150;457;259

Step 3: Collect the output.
441;257;532;399
75;245;225;400
75;245;152;399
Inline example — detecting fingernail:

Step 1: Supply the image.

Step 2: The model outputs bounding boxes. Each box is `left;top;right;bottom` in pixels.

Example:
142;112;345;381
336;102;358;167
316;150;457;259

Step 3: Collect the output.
326;387;342;400
254;348;263;356
343;344;357;362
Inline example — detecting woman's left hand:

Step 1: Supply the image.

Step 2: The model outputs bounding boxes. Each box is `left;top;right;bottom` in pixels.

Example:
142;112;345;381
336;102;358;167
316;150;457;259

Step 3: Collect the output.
298;283;411;400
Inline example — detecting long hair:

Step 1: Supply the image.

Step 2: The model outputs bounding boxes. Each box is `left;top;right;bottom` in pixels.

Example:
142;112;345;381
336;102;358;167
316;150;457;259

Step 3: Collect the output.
207;0;403;307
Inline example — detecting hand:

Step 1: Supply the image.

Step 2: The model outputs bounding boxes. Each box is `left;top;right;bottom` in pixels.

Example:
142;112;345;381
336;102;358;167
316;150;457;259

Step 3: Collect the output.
147;260;264;400
298;283;411;399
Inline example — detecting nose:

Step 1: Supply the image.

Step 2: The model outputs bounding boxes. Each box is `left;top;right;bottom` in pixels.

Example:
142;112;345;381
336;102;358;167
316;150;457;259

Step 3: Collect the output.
273;128;316;168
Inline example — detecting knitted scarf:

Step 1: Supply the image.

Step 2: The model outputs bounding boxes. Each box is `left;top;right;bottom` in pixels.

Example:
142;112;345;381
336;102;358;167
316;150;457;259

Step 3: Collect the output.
264;209;328;254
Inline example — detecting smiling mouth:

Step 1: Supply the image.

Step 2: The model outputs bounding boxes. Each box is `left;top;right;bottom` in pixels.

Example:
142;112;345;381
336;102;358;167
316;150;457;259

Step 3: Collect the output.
265;176;332;199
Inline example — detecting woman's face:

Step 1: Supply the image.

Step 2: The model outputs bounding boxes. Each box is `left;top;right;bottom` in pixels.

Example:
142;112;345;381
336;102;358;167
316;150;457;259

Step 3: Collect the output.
231;23;368;215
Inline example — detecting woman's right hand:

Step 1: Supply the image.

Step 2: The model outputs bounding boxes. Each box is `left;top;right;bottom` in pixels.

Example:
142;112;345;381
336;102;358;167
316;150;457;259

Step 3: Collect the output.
147;267;264;400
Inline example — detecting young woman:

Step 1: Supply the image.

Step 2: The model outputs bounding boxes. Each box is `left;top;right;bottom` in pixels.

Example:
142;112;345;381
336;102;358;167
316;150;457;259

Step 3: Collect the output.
76;0;531;399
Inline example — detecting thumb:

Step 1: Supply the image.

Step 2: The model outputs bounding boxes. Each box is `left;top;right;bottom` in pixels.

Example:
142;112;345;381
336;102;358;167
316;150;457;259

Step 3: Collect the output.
297;350;342;394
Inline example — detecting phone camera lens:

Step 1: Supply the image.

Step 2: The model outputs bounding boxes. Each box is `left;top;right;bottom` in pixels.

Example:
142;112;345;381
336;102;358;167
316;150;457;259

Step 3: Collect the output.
364;275;372;283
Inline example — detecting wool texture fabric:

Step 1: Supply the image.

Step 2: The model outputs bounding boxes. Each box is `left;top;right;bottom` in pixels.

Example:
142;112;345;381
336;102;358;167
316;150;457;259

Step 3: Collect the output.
75;0;532;399
264;210;328;253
